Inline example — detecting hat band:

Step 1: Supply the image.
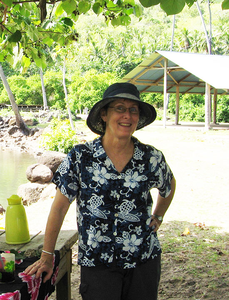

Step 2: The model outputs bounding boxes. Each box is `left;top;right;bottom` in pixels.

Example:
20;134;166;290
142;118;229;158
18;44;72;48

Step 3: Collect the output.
106;93;140;101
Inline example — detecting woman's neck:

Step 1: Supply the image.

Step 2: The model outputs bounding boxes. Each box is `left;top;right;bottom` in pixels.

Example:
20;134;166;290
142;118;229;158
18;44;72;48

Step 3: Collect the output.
101;135;134;173
102;134;133;155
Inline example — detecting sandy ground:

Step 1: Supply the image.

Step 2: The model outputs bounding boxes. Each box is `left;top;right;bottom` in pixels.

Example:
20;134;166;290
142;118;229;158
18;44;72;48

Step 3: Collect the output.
22;122;229;234
1;121;229;299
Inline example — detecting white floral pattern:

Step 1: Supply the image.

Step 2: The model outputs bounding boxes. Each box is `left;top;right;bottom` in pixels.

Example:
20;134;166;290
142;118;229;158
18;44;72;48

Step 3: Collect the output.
52;136;173;268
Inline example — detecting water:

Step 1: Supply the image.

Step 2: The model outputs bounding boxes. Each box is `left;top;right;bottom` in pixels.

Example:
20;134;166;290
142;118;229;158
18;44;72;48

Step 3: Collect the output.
0;148;37;209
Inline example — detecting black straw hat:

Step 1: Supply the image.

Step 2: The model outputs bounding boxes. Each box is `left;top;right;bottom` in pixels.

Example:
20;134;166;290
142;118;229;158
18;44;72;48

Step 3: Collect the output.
86;82;157;135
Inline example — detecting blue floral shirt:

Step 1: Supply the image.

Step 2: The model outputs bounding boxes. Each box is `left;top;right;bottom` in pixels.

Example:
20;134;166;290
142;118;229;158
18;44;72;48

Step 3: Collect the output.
52;136;173;269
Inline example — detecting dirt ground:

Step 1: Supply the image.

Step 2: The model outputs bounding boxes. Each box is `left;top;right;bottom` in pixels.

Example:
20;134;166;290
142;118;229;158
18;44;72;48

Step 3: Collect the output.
46;122;229;300
2;120;228;300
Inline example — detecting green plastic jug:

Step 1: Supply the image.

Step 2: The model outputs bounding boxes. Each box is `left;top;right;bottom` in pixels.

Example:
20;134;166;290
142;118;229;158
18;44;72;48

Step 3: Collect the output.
5;195;30;244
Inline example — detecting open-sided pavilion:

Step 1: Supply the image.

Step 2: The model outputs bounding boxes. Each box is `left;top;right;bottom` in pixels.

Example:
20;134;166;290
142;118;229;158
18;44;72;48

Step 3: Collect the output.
121;50;229;130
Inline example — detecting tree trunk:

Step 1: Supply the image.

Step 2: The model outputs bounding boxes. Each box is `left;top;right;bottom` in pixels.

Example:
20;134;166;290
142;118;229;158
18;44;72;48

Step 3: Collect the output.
63;59;75;130
196;0;211;54
40;68;48;110
0;64;30;135
170;15;176;51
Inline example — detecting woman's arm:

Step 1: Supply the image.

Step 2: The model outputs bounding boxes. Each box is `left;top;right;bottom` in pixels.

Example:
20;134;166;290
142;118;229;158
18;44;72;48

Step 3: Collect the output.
150;177;176;232
24;188;70;282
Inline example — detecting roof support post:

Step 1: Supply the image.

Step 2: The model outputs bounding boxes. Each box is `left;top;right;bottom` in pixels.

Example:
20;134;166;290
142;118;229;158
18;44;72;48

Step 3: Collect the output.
175;85;180;125
213;89;217;124
205;82;211;130
163;58;168;128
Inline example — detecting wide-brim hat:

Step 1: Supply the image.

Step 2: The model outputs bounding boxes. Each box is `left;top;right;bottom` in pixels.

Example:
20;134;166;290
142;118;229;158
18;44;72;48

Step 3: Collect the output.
86;82;157;135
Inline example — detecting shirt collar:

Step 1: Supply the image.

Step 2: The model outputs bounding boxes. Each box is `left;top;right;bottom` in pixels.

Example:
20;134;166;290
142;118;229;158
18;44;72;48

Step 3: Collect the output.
92;136;140;159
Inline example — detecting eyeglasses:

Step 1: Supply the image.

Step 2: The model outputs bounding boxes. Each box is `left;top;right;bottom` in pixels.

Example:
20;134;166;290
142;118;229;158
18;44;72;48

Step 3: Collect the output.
108;105;139;115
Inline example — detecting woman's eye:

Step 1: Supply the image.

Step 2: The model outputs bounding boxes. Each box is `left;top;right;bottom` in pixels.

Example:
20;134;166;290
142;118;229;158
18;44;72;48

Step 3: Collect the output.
116;106;125;112
129;107;139;114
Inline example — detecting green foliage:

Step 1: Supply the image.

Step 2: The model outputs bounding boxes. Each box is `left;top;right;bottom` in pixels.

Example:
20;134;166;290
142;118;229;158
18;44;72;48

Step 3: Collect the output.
0;108;13;117
141;93;164;108
0;0;228;70
25;75;43;105
1;2;229;124
68;70;118;112
43;71;67;109
40;119;79;153
0;75;30;104
0;74;43;105
217;96;229;122
168;94;206;122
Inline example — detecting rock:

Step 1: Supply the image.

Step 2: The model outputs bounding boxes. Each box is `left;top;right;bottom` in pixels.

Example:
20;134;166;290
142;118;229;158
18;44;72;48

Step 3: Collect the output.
17;182;47;205
24;118;35;126
39;183;56;201
9;118;16;126
8;126;19;135
26;163;53;183
38;151;66;173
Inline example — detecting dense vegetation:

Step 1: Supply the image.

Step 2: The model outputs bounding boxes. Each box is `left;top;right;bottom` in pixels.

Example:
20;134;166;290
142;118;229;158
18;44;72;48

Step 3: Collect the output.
0;2;229;123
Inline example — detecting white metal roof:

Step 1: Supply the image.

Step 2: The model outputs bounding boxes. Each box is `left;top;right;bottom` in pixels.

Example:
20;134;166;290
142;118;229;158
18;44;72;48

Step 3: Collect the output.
121;51;229;95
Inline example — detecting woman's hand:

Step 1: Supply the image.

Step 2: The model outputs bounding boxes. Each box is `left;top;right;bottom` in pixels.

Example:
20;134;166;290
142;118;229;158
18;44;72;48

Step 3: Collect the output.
24;254;54;283
149;215;162;232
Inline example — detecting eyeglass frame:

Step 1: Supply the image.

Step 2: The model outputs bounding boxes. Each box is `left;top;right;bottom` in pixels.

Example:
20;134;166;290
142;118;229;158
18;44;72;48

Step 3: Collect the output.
108;105;140;115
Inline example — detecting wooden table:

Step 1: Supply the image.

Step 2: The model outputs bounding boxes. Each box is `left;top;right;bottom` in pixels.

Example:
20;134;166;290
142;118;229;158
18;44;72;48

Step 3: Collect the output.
0;230;78;300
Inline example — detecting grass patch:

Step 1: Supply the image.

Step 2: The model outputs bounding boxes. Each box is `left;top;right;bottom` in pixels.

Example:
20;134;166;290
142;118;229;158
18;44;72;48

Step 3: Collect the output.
158;221;229;300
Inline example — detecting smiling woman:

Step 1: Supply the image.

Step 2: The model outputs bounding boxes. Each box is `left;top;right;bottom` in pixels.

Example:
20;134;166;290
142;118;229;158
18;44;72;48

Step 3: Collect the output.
24;82;175;300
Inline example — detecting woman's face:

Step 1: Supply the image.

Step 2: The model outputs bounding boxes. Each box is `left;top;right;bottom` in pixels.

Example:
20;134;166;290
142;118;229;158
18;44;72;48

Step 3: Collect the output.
101;98;140;139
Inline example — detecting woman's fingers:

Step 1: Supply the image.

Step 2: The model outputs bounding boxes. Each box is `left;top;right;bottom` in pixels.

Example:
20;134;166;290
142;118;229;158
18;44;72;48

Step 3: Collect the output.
149;216;162;232
24;258;53;282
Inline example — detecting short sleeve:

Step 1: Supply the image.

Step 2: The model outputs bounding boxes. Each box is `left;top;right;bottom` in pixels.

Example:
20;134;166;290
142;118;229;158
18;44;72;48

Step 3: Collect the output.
149;147;174;198
52;147;80;203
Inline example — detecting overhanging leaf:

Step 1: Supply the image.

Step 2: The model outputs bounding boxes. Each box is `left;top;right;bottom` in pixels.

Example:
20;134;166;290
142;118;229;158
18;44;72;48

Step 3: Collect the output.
55;2;64;16
93;2;103;15
111;17;121;27
61;0;76;14
160;0;185;15
27;26;39;41
222;0;229;9
42;36;54;47
22;56;31;68
120;15;131;26
185;0;196;8
107;1;118;9
125;0;135;6
134;4;143;17
78;1;91;14
34;57;47;69
8;30;22;43
139;0;160;8
2;0;13;7
61;17;74;27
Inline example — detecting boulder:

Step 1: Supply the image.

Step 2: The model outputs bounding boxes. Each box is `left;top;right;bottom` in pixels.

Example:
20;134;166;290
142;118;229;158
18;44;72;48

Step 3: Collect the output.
39;183;56;201
8;117;35;127
9;118;17;126
26;163;53;183
24;118;35;126
8;126;19;135
38;151;66;173
17;182;47;205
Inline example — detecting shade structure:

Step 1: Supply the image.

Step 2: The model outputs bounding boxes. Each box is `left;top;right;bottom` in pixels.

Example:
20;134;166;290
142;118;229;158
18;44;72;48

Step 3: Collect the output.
121;51;229;129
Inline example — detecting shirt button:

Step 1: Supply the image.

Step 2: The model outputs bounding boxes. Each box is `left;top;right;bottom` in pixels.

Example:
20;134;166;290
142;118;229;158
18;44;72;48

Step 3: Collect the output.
113;232;117;236
115;213;118;217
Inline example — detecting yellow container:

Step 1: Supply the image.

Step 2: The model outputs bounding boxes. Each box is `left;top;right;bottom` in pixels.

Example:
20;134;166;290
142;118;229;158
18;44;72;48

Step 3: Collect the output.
5;195;30;244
